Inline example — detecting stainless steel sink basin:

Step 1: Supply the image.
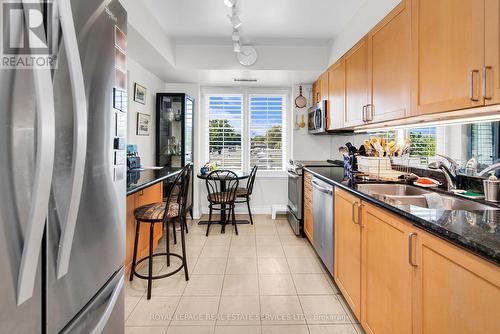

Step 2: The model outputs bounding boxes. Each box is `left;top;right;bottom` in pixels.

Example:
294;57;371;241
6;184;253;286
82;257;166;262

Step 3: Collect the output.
357;183;498;211
356;184;431;196
381;194;496;211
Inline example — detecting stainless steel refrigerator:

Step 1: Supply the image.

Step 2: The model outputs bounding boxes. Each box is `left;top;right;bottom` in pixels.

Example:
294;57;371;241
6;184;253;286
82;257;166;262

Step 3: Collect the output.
0;0;127;332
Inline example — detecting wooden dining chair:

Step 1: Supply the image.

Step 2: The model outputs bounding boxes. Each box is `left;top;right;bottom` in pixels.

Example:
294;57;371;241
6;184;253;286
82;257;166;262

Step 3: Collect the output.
205;170;239;236
234;165;258;225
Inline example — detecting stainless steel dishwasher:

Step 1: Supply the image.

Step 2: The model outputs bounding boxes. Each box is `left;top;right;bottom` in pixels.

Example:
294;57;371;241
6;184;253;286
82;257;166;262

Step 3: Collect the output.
312;176;334;275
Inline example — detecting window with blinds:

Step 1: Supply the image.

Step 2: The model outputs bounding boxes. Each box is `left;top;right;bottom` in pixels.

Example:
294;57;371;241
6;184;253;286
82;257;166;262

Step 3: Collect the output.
207;95;243;169
249;95;285;171
408;127;436;157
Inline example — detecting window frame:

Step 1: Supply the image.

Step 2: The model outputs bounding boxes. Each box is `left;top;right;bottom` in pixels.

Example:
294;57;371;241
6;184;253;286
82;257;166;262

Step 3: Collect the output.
247;93;288;174
206;93;244;170
202;87;290;178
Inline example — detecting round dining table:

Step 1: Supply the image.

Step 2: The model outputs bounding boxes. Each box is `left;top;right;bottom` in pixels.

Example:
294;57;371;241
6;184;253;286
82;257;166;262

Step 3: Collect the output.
197;170;250;233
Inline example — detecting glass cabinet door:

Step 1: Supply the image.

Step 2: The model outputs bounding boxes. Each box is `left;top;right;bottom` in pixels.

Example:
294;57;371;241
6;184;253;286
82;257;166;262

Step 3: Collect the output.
158;95;183;168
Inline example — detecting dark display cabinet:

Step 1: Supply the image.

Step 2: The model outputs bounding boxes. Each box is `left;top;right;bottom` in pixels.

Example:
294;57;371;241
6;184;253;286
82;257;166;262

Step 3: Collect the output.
156;93;194;214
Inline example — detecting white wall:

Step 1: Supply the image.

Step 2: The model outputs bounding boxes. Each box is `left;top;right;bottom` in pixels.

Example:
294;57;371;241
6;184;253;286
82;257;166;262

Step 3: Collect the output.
291;84;333;160
127;57;166;165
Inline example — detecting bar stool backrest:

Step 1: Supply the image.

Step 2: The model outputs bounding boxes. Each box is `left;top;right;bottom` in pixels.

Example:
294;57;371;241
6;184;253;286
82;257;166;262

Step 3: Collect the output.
205;170;239;204
179;163;193;216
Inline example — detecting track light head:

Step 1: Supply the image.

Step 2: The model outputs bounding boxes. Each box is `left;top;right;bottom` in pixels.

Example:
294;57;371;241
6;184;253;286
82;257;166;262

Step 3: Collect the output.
229;14;242;29
224;0;236;8
232;29;240;42
233;41;241;53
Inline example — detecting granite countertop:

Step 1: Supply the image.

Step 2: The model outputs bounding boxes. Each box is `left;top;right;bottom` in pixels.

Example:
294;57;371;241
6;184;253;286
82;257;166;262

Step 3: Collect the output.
127;167;182;196
304;166;500;266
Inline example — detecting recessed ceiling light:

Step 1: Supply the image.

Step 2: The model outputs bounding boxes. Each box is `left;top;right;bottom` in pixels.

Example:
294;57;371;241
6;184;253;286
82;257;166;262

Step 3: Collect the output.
224;0;236;8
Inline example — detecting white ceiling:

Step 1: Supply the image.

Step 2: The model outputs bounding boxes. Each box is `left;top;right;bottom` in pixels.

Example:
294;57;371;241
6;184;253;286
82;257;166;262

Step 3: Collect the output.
143;0;365;46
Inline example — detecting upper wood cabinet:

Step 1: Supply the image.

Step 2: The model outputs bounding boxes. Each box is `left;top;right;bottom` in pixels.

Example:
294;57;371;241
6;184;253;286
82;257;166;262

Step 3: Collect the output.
344;38;369;127
485;0;500;104
367;0;411;122
411;0;485;115
361;202;414;334
320;72;329;102
334;188;362;320
327;59;345;130
312;80;319;104
414;227;500;334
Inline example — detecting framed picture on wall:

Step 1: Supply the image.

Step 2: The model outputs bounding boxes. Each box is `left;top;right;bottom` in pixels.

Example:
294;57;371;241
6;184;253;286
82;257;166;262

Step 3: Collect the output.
136;112;150;136
133;83;147;104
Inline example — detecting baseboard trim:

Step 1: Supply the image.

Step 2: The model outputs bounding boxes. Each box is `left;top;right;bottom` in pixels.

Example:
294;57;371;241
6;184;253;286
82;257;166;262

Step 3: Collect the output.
200;205;286;216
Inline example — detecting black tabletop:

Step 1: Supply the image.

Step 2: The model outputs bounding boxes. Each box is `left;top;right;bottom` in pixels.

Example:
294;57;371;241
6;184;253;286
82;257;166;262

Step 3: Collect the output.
197;170;250;180
127;167;182;195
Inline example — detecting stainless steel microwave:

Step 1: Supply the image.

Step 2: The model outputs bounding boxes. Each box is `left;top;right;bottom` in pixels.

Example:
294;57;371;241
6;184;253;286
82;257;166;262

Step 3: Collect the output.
308;101;327;134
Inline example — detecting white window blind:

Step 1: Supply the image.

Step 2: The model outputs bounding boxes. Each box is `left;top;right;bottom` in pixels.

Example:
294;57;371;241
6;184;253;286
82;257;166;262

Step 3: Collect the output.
409;127;436;157
207;95;243;169
471;123;495;165
249;95;285;171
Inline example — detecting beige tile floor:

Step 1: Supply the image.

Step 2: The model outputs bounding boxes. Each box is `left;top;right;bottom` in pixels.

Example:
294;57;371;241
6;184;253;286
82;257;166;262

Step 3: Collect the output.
125;214;365;334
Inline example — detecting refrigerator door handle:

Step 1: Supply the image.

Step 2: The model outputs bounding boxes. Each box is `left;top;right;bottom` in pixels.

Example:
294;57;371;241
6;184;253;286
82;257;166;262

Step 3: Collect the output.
17;0;56;306
56;0;88;279
89;278;124;334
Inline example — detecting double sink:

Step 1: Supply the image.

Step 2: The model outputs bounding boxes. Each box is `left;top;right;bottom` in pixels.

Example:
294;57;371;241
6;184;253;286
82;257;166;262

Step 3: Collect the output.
356;183;497;211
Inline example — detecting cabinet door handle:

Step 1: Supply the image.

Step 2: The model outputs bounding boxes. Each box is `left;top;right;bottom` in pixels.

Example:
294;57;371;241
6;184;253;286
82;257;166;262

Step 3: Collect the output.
483;66;492;100
470;70;480;102
408;232;418;267
362;105;367;122
367;104;374;122
352;202;360;224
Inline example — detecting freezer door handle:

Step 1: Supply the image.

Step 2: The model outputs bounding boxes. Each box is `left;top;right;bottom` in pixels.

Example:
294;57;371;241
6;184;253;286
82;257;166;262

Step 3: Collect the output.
90;277;124;334
17;0;56;305
56;0;88;279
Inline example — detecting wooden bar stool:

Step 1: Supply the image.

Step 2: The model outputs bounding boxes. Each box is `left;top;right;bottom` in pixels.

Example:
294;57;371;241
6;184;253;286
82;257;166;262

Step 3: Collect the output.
129;164;192;299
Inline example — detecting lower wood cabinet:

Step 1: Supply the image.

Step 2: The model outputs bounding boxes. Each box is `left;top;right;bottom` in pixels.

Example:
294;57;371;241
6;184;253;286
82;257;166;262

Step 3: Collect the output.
334;187;500;334
304;172;313;242
361;202;414;334
334;188;362;320
125;183;164;274
414;229;500;334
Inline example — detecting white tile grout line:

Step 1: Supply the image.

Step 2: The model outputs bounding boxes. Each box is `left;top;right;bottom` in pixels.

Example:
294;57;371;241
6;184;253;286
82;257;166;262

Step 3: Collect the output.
126;216;359;332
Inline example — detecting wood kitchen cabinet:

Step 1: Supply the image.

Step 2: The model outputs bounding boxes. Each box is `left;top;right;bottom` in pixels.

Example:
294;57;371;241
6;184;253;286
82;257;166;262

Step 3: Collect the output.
327;59;345;130
485;0;500;105
320;72;329;103
344;38;369;127
334;188;362;319
413;229;500;334
125;183;164;274
312;80;320;104
303;172;313;242
334;188;500;334
367;0;411;122
361;202;414;334
411;0;485;114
